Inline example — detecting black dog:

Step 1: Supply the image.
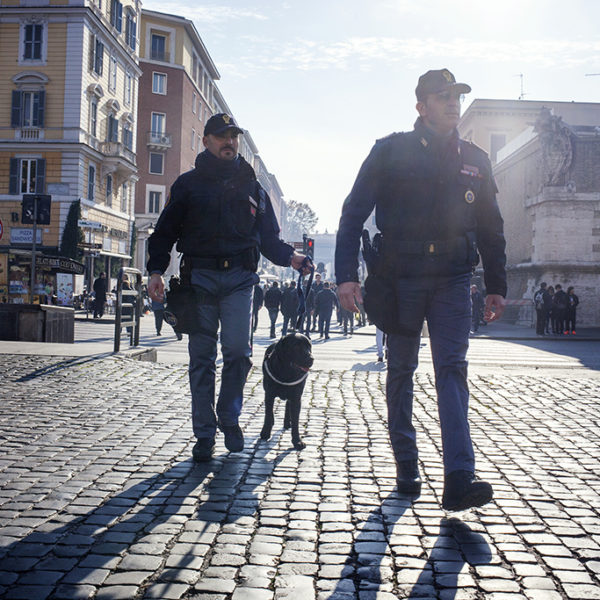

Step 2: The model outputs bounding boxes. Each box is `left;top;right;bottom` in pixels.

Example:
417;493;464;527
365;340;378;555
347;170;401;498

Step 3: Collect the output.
260;333;313;450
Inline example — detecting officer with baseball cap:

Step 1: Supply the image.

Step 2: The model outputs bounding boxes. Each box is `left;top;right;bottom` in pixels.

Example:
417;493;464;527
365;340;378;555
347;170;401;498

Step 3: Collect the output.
148;111;310;462
336;69;507;511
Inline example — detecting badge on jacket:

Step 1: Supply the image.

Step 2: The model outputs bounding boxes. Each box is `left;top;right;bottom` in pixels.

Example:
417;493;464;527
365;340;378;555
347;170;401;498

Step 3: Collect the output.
249;195;257;216
465;190;475;204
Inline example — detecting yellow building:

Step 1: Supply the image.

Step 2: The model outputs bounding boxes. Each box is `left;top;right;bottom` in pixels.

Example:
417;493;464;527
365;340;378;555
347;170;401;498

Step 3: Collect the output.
0;0;141;303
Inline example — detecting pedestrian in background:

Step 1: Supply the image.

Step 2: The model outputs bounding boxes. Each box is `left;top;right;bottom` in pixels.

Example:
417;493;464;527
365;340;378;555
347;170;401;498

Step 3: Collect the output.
565;286;579;334
152;297;165;335
336;68;507;511
316;281;338;339
281;280;299;336
311;273;324;331
264;281;282;338
92;272;107;319
376;327;386;363
534;282;550;336
252;282;264;333
552;283;567;335
545;285;554;334
147;113;309;462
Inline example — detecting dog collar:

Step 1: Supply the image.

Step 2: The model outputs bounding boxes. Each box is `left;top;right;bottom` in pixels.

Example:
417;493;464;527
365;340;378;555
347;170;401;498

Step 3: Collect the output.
264;358;309;386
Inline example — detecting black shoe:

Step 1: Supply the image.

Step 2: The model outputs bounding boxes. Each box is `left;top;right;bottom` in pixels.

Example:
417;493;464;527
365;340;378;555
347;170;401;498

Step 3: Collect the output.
442;470;493;511
218;421;244;452
396;459;422;495
192;438;215;462
377;356;383;363
177;333;183;340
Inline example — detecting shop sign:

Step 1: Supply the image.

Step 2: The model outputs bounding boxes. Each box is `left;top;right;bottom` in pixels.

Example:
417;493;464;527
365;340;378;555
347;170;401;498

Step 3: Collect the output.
35;255;85;275
11;228;42;244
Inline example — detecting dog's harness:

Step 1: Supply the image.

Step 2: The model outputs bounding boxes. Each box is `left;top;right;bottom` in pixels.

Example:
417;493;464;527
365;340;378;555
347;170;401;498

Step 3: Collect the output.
264;353;309;387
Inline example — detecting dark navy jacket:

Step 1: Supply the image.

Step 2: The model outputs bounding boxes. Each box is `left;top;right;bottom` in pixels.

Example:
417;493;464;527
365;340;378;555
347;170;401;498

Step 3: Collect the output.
335;118;507;296
147;151;293;274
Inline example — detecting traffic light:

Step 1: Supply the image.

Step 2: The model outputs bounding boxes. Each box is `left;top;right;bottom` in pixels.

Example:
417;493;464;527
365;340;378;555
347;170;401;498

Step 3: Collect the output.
303;235;314;259
22;194;51;225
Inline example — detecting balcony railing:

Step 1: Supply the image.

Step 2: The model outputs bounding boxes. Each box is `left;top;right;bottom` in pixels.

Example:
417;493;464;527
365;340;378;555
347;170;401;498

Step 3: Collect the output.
150;49;169;62
100;141;136;165
146;131;172;148
17;127;42;140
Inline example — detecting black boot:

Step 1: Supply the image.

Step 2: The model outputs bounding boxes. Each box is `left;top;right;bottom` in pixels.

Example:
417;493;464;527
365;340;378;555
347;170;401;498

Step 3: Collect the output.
442;470;493;511
396;459;422;495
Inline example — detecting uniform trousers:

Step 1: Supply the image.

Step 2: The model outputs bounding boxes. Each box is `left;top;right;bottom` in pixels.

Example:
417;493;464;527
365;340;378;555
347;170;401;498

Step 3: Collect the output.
386;272;474;476
188;266;258;440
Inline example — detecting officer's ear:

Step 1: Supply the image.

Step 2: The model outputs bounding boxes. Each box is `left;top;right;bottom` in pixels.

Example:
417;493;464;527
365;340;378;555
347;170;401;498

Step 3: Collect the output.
416;100;427;118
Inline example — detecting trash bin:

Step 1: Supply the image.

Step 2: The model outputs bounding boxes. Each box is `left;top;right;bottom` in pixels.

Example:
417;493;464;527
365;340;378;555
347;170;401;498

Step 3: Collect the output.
0;304;74;343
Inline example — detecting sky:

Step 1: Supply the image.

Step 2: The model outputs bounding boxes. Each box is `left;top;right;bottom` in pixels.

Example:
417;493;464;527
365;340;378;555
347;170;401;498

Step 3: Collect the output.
144;0;600;233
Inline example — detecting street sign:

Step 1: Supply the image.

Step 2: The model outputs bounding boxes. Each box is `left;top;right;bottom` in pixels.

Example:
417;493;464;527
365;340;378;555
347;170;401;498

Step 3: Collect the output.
78;219;102;230
78;242;103;249
292;241;304;250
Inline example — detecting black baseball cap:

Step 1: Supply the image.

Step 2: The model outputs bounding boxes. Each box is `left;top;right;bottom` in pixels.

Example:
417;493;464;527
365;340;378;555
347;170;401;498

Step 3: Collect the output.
204;113;244;136
415;69;471;101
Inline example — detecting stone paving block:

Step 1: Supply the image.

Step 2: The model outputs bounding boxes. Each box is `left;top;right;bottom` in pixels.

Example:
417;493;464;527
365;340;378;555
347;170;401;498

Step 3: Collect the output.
46;584;97;599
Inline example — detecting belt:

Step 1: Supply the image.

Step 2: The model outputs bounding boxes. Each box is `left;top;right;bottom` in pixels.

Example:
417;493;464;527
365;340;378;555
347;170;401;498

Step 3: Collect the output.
186;254;245;270
393;237;464;256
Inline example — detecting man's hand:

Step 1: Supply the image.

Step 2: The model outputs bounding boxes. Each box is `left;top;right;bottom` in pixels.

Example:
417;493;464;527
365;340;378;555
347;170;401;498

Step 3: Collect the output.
484;294;506;322
337;281;363;313
148;273;165;302
291;252;312;275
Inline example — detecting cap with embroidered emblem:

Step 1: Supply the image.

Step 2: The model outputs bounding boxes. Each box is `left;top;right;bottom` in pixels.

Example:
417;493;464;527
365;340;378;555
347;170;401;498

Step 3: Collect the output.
204;113;244;136
415;69;471;101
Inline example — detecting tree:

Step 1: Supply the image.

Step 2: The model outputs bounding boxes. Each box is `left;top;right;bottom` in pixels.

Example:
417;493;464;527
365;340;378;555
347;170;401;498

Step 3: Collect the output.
59;199;84;261
284;200;318;242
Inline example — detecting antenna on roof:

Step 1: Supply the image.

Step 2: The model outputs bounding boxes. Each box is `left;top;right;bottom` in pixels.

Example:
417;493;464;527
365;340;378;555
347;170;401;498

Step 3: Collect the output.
515;74;526;100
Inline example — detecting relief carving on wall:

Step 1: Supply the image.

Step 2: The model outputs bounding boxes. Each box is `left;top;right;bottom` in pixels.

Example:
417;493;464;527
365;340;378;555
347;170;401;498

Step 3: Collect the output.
534;107;573;187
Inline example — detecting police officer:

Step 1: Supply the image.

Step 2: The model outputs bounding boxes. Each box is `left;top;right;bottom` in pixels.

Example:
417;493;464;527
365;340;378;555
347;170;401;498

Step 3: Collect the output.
147;113;309;462
336;69;507;511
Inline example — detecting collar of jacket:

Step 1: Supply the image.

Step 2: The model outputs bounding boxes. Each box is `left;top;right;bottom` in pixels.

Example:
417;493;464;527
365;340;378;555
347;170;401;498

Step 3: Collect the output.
194;150;255;181
413;117;460;152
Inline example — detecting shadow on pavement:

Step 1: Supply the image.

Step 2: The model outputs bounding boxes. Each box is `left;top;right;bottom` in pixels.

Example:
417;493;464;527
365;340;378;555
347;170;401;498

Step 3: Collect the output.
0;445;291;598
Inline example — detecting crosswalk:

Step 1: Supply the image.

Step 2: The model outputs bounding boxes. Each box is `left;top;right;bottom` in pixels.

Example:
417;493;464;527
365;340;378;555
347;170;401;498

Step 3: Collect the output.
72;310;599;373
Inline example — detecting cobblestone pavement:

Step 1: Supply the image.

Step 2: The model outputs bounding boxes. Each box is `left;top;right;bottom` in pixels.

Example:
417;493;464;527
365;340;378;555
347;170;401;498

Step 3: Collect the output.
0;355;599;600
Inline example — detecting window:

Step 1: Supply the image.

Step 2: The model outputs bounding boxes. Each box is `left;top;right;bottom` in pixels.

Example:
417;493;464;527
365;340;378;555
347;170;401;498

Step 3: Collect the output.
9;158;45;194
88;164;96;200
106;174;113;206
124;71;132;105
490;133;507;163
109;55;118;91
121;182;128;212
192;93;196;114
198;103;203;122
125;10;136;51
90;99;97;137
150;33;166;61
110;0;123;32
107;114;118;142
90;35;104;75
191;129;195;150
152;72;166;94
23;24;43;60
151;112;165;136
11;91;46;129
148;190;162;213
122;123;133;150
149;152;164;175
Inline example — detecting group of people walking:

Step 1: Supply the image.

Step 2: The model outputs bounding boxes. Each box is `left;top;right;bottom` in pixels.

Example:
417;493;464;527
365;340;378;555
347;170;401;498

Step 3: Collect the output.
534;282;579;335
257;274;361;340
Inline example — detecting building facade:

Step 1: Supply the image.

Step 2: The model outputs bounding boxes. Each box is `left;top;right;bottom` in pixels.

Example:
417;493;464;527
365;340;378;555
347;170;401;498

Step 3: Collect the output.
0;0;141;302
459;99;600;325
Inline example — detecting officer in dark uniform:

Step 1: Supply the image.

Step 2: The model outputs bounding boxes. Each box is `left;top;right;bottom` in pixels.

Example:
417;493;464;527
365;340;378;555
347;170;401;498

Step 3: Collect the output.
335;69;507;511
147;113;309;462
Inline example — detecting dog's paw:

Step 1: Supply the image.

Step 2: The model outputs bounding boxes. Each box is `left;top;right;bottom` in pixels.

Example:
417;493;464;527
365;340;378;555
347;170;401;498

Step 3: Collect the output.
293;439;306;451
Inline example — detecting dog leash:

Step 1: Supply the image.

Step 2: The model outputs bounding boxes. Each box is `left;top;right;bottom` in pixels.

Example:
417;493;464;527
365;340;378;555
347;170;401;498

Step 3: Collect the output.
295;257;315;331
264;353;310;386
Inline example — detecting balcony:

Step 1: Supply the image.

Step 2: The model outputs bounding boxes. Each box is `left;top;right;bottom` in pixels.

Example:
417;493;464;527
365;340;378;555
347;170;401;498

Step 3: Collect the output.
99;140;136;178
146;131;172;150
16;127;43;141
